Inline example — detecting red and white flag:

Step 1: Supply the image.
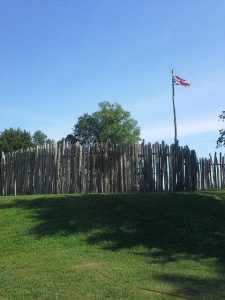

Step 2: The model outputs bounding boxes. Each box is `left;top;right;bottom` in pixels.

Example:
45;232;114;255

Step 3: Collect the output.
172;74;191;87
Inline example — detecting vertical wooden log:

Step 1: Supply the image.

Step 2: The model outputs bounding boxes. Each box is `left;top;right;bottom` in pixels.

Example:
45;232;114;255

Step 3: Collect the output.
103;141;108;193
196;157;200;190
208;155;212;189
50;143;54;194
222;155;225;188
138;142;143;192
93;143;98;193
86;144;90;193
152;143;156;191
77;143;82;193
213;153;218;189
80;143;85;193
108;141;113;193
118;143;124;193
88;144;93;193
221;154;225;188
38;146;42;194
72;143;76;193
114;144;119;193
5;153;10;195
60;140;65;193
0;151;3;195
125;143;130;192
161;142;168;192
216;153;220;189
178;146;184;191
25;149;30;195
10;152;13;195
64;142;70;193
34;146;38;195
69;144;75;193
80;144;85;193
130;144;135;192
57;143;61;194
204;158;209;190
19;150;23;195
201;158;205;190
219;153;222;188
96;143;100;193
108;142;113;193
185;147;190;191
50;144;56;194
72;143;77;193
28;149;34;195
123;143;128;193
2;152;6;195
142;144;148;192
43;146;48;194
148;143;153;192
37;147;42;194
7;152;11;195
159;142;163;192
155;142;160;192
190;150;198;191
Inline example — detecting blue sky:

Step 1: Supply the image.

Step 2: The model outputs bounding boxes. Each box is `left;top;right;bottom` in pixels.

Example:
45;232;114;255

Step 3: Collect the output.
1;0;225;157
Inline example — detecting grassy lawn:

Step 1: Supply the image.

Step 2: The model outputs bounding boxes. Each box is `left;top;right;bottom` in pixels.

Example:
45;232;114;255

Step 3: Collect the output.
1;191;225;299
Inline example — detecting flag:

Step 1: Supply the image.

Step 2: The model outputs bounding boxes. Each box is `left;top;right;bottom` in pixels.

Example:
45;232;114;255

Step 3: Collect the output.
172;74;191;87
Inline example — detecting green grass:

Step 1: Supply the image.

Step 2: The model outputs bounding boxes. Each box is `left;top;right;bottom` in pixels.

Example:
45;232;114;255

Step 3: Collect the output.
1;191;225;299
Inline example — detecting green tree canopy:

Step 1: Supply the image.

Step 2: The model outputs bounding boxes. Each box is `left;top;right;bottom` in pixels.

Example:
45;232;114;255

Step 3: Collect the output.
65;134;77;144
32;130;53;146
217;111;225;147
0;128;33;153
72;101;140;144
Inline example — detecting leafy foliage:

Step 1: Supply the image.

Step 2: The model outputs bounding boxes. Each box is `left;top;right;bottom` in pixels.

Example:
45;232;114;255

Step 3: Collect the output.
217;111;225;147
72;102;140;144
0;128;33;153
0;128;53;154
65;134;78;144
32;130;53;146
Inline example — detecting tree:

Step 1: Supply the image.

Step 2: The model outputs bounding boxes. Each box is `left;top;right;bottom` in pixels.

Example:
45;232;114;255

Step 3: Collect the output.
72;101;140;144
0;128;33;153
32;130;53;146
64;134;77;144
217;111;225;147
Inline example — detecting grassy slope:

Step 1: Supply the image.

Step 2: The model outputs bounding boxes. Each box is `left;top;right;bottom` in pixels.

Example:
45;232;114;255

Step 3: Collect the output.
1;191;225;299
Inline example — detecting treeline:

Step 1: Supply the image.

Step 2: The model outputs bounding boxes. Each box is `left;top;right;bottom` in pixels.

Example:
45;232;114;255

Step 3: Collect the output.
0;102;141;154
0;128;53;154
2;105;224;156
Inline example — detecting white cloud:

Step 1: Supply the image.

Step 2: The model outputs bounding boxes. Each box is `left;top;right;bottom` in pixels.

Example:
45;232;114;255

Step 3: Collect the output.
141;117;221;141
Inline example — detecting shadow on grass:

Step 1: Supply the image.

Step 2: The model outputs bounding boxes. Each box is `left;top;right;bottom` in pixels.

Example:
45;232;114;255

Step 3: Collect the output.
153;273;225;299
1;191;225;298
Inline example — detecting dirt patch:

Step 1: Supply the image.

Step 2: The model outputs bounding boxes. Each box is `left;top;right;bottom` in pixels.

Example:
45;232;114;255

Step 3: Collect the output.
75;261;105;270
75;261;110;279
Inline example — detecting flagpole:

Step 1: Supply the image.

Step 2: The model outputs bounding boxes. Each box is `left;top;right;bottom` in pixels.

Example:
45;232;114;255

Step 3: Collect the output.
172;69;178;145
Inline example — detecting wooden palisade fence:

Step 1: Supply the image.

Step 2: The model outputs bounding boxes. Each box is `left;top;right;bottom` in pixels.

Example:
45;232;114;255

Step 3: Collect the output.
0;141;225;196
